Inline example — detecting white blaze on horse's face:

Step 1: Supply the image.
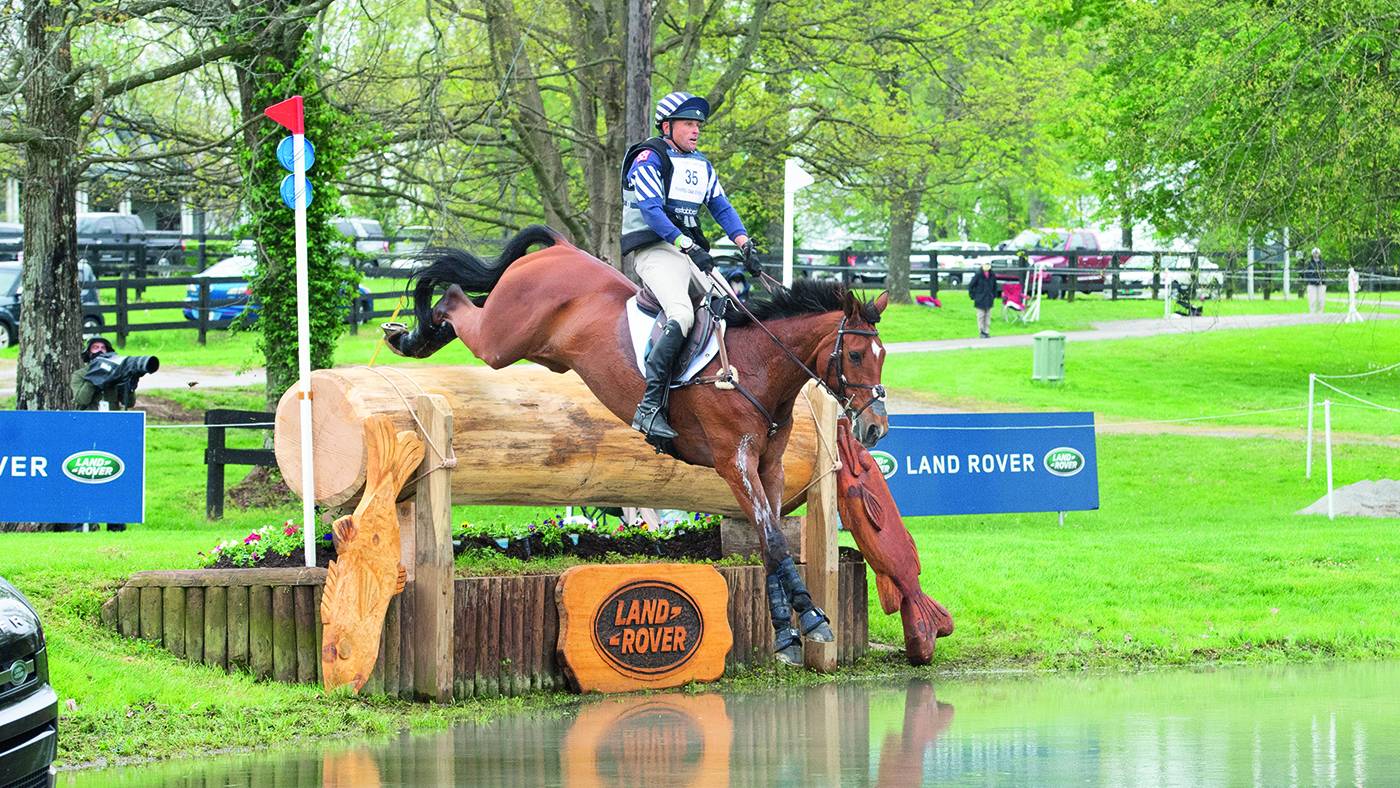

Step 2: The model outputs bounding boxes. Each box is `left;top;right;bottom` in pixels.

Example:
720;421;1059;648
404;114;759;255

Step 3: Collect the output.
872;340;884;362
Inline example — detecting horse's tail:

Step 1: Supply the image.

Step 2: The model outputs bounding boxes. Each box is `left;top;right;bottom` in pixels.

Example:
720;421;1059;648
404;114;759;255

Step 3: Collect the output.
409;224;562;328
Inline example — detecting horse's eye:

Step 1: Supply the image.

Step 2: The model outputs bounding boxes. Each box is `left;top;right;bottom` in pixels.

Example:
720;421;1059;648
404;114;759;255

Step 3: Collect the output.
848;350;863;364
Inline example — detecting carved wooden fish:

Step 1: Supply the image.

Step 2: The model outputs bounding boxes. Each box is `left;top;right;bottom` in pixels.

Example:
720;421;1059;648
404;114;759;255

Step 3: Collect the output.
834;417;953;666
321;414;424;693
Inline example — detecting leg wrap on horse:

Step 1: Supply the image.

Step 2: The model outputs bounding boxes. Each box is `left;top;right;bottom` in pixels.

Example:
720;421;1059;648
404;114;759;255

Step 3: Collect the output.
777;557;835;643
632;319;686;442
766;573;802;665
382;320;458;359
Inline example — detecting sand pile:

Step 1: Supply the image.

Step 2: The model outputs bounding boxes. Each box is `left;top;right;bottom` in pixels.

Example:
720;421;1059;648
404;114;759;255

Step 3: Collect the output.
1297;479;1400;518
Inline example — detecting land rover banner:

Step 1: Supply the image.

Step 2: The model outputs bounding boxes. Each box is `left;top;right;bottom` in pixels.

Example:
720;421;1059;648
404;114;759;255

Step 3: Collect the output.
868;412;1098;516
0;411;145;522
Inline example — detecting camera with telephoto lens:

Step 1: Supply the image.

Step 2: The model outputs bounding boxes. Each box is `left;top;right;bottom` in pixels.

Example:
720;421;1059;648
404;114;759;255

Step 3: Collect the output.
83;353;160;400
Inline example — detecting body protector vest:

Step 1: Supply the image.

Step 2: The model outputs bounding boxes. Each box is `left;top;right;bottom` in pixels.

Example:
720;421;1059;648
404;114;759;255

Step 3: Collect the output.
620;137;713;256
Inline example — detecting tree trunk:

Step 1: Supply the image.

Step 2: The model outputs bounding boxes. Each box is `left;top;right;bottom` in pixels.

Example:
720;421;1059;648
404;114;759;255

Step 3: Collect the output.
886;189;919;305
17;0;81;413
1120;203;1133;249
624;0;652;146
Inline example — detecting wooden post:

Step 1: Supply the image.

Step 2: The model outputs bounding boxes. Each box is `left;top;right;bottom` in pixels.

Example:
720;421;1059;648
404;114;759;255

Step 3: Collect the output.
139;586;162;643
163;587;186;657
227;585;250;672
272;585;297;683
413;393;454;702
118;586;140;639
205;586;228;670
249;585;273;679
803;387;840;672
294;586;317;685
186;586;205;663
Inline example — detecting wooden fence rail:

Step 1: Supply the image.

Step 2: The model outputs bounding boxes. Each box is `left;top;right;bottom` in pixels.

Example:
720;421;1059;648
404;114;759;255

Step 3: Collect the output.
101;561;869;699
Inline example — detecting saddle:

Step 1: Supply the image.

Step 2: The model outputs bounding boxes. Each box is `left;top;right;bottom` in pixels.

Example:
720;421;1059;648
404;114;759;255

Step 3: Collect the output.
635;285;722;383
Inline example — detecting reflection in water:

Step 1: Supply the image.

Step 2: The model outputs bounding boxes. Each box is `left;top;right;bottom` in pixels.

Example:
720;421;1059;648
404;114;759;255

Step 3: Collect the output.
67;661;1400;787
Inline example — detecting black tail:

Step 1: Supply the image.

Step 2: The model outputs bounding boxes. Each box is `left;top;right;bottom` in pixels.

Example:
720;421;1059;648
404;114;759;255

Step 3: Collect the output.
409;224;561;328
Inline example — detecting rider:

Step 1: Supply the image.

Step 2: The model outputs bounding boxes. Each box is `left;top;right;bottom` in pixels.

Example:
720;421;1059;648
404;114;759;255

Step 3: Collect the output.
621;90;762;443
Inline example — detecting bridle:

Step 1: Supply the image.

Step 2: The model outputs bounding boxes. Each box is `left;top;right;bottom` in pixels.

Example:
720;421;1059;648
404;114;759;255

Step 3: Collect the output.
826;315;887;422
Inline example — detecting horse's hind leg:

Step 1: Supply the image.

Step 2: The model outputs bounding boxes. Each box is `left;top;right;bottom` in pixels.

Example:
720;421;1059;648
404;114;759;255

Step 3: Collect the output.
432;284;534;368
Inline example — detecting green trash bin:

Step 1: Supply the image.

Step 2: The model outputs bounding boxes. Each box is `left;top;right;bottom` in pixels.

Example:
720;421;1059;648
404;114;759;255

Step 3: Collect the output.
1032;330;1065;382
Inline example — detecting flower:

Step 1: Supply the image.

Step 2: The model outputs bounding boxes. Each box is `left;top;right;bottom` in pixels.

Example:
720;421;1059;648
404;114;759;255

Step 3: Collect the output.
284;526;297;536
244;533;261;544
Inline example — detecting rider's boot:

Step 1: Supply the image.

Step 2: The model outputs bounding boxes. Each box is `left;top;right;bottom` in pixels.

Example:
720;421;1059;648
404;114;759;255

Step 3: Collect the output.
631;319;686;442
777;557;835;643
767;573;803;666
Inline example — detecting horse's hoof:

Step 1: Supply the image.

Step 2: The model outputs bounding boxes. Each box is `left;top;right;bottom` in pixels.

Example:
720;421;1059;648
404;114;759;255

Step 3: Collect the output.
798;607;834;642
381;322;411;357
775;642;803;666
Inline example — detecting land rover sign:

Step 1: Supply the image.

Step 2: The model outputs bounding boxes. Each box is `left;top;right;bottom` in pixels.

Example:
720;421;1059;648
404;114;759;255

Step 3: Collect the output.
0;411;145;522
872;412;1098;516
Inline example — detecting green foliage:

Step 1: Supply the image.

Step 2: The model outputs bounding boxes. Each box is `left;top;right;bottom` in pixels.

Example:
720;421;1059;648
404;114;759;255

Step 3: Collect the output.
196;518;332;567
238;45;362;410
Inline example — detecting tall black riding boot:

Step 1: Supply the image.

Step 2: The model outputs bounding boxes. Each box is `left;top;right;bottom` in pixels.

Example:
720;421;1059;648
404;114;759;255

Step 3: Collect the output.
631;319;686;441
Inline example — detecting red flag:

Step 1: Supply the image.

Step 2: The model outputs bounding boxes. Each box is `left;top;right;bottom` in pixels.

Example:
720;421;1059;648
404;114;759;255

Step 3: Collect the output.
264;96;304;135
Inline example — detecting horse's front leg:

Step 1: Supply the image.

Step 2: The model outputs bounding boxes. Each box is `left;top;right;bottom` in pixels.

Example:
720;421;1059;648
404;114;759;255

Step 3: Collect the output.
758;433;835;648
711;439;804;666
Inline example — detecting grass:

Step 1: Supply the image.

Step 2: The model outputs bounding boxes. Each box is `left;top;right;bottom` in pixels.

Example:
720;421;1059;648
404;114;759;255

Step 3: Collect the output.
883;321;1400;434
2;294;1398;767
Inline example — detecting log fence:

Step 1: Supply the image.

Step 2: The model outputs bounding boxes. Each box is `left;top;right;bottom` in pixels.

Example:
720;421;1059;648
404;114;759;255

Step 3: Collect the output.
100;562;869;699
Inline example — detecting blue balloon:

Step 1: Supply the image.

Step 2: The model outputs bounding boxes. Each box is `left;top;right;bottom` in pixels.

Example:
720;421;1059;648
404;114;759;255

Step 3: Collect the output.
276;136;316;172
280;174;313;210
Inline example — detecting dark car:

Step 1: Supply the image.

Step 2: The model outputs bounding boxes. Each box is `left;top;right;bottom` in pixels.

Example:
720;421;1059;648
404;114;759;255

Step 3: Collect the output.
0;262;105;349
0;576;58;788
77;213;186;274
0;223;20;262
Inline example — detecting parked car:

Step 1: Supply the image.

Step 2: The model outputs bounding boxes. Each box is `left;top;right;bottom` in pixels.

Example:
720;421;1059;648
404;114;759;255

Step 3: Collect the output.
0;222;20;261
1002;228;1111;298
77;213;186;274
1118;255;1223;298
335;217;391;271
181;255;373;323
0;262;105;349
912;241;995;286
0;575;58;788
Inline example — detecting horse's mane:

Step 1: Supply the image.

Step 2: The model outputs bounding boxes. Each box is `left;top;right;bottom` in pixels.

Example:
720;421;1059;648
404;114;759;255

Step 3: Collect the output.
724;279;880;328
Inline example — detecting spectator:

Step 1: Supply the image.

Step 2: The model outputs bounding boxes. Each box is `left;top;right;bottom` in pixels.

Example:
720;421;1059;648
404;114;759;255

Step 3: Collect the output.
71;337;134;411
1303;247;1326;314
968;261;997;339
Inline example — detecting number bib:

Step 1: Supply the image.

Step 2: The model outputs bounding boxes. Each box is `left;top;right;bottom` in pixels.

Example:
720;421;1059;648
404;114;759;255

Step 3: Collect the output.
667;157;708;210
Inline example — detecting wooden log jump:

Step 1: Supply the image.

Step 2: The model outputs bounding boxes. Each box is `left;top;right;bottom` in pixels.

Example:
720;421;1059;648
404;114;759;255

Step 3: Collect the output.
271;365;823;516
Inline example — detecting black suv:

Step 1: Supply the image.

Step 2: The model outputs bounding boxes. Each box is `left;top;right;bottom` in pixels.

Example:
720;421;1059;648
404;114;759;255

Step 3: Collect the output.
0;576;57;788
0;262;105;349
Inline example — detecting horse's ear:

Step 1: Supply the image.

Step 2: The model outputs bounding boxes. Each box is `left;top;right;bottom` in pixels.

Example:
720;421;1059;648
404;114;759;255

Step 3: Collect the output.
842;289;858;318
874;291;889;314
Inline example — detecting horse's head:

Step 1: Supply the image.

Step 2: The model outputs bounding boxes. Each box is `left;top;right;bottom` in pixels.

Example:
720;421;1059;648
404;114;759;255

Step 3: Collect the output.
823;290;890;447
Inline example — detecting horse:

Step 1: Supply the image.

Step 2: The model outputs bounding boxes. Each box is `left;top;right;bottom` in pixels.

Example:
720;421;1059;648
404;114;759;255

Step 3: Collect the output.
383;224;890;665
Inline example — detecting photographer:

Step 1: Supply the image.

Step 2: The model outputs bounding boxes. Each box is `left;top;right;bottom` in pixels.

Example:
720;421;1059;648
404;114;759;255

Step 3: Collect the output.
71;337;134;411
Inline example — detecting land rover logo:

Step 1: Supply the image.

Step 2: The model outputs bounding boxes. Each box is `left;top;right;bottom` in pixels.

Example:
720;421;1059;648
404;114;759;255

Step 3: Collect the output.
597;705;706;785
1044;447;1085;477
62;451;124;484
7;660;27;686
594;580;704;678
869;450;898;479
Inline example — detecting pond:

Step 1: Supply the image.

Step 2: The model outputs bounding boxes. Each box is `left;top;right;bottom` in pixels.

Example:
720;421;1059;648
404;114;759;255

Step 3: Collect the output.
66;660;1399;787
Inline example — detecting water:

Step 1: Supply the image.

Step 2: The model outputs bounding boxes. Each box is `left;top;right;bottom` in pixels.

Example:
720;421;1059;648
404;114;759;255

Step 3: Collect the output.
68;661;1400;787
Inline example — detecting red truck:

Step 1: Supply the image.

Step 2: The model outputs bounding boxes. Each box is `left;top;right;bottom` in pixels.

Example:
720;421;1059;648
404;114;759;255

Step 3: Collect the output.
999;228;1112;298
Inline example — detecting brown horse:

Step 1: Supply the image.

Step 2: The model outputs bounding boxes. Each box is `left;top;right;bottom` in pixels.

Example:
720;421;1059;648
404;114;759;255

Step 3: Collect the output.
384;225;890;665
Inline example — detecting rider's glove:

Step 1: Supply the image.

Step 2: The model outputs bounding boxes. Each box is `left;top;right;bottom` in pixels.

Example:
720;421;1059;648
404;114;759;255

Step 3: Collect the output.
688;247;716;273
740;240;762;276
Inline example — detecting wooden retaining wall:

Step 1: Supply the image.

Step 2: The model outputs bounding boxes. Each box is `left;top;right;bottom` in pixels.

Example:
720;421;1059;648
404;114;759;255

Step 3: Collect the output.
103;561;869;699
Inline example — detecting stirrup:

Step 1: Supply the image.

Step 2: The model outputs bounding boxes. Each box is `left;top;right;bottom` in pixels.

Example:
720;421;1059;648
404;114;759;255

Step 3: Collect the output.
798;606;834;643
631;404;678;440
774;627;802;666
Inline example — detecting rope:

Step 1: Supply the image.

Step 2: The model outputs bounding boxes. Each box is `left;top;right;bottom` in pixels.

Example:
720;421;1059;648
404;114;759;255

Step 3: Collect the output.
1313;361;1400;380
350;365;458;483
367;295;408;367
1314;379;1400;414
781;386;843;510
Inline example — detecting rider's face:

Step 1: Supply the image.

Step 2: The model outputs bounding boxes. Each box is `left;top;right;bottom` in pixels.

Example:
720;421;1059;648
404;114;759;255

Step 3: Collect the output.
666;119;703;152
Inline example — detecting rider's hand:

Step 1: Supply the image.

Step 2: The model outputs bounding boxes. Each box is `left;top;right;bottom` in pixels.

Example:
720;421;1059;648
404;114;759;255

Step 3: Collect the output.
740;240;762;275
688;247;715;273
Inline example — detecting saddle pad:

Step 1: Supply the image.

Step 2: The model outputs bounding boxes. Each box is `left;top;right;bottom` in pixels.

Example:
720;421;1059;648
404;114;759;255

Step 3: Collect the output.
626;296;721;385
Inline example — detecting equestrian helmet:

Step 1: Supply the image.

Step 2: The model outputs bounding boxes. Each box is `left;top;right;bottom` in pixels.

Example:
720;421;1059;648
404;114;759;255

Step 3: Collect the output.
654;92;710;129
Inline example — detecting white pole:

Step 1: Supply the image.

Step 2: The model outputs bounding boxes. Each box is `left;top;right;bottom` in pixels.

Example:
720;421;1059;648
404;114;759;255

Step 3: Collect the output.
782;159;814;288
1247;238;1255;298
293;132;316;567
1305;373;1315;478
1283;226;1291;300
1163;258;1171;319
1324;398;1334;520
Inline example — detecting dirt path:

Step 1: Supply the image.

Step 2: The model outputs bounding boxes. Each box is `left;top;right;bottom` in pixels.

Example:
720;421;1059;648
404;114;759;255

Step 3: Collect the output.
887;309;1399;355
